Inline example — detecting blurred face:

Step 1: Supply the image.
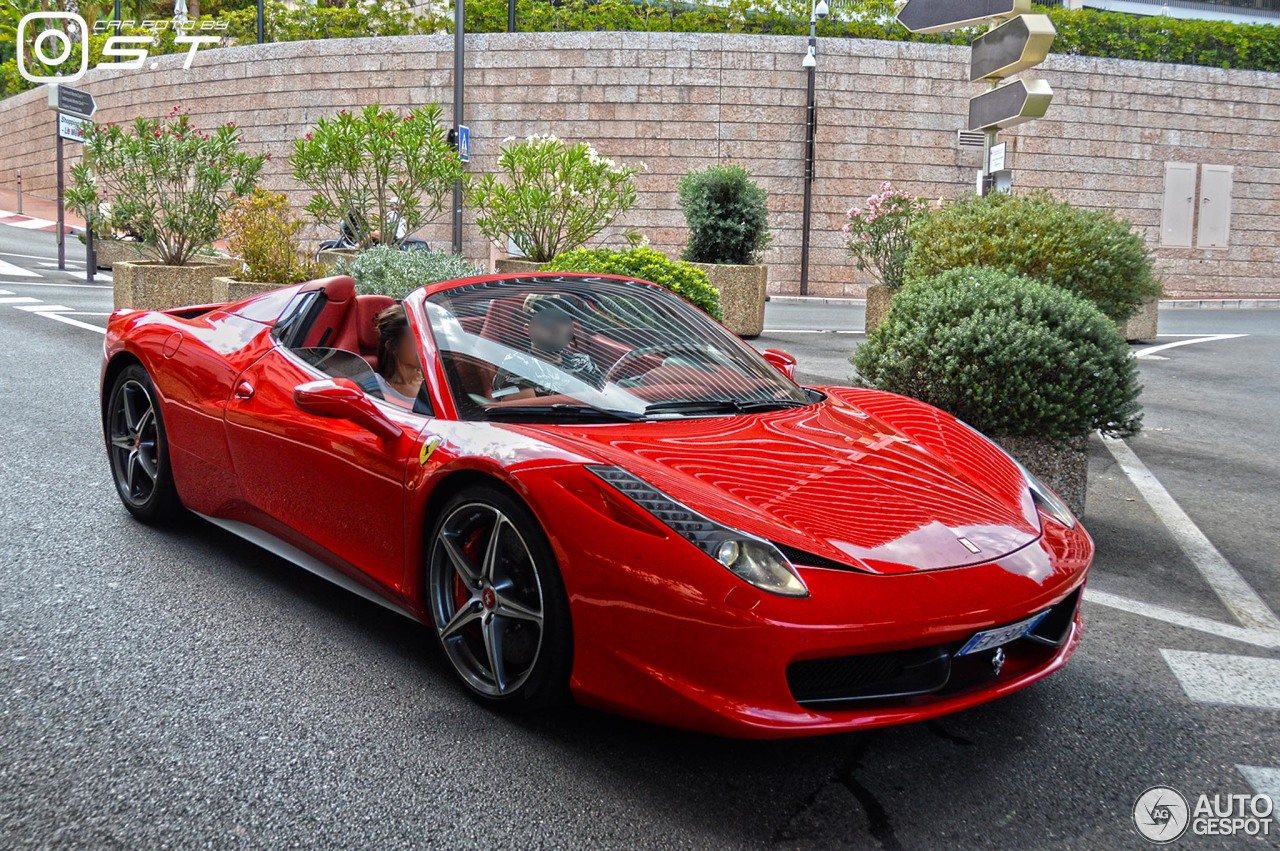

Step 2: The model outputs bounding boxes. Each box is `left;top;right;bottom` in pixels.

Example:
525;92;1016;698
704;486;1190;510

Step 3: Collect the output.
529;314;573;355
396;327;420;371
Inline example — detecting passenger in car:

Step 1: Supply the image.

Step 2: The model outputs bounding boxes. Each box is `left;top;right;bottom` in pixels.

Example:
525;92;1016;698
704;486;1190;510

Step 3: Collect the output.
373;304;424;409
492;295;604;399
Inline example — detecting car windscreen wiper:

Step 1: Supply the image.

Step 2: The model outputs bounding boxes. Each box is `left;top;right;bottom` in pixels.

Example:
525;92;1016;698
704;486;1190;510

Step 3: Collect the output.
482;403;646;423
643;398;812;416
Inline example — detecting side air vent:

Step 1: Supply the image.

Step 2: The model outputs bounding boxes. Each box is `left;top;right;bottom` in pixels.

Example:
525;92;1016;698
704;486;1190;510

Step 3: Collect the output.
957;130;986;149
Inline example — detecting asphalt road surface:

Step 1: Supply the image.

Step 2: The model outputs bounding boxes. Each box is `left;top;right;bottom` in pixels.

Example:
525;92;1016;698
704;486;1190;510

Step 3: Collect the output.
2;228;1278;849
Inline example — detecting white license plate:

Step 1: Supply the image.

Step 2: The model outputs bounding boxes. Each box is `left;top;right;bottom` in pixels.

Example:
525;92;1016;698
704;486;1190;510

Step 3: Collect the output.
956;611;1049;656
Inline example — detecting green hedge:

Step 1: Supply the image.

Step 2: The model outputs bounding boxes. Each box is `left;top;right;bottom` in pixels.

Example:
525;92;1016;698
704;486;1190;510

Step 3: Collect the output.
542;245;722;319
6;0;1276;100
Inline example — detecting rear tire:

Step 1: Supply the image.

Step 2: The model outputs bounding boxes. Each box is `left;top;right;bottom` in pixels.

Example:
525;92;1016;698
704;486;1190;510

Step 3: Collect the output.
425;485;573;711
105;364;180;524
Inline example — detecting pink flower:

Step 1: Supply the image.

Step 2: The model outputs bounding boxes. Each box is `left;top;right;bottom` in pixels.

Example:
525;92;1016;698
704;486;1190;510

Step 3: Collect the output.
880;181;892;192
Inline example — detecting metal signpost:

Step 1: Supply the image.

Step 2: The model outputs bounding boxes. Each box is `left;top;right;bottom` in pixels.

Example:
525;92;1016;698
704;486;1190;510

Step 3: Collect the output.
46;84;97;272
898;0;1054;195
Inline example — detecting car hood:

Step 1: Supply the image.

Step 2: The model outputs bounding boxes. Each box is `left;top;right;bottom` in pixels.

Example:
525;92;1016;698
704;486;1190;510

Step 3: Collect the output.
520;396;1041;575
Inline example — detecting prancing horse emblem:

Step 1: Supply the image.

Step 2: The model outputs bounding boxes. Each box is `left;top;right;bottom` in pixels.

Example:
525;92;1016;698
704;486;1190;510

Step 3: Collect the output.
992;647;1006;676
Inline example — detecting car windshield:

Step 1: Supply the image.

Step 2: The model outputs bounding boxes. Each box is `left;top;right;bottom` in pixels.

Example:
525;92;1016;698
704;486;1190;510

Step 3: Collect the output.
422;276;811;422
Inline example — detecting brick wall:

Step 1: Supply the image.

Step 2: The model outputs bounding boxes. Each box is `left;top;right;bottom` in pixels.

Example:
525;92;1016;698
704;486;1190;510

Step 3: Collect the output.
2;31;1276;297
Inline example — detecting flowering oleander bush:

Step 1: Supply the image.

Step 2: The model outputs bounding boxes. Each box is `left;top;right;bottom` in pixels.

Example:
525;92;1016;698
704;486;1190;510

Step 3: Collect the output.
469;134;641;264
542;246;721;319
841;182;934;290
221;189;327;285
852;266;1142;441
290;103;464;249
678;165;772;266
336;246;485;300
66;107;266;265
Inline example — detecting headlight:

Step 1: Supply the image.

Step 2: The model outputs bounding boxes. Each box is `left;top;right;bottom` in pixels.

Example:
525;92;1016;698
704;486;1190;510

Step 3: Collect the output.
1011;458;1076;529
587;465;809;597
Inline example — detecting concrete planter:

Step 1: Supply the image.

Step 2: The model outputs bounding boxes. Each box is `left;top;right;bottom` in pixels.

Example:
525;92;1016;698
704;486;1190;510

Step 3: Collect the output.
317;248;359;270
864;283;895;336
493;258;545;274
91;239;159;271
994;434;1090;518
211;276;286;304
687;262;767;338
113;258;241;311
1120;294;1159;342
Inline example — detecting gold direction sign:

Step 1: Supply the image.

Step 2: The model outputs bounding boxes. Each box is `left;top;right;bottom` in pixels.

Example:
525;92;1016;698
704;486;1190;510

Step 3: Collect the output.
967;78;1053;131
970;14;1057;83
896;0;1031;35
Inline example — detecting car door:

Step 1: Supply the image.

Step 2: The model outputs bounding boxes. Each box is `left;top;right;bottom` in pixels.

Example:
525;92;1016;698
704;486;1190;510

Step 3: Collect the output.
222;344;423;597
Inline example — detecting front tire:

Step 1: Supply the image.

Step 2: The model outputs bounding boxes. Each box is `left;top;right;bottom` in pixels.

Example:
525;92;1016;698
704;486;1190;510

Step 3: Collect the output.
106;364;179;524
426;485;572;711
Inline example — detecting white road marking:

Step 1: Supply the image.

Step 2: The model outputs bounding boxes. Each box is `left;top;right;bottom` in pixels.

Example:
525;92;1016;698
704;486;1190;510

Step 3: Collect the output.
15;303;72;312
762;328;862;334
62;311;112;316
1161;650;1280;711
1101;436;1280;632
0;289;11;295
0;258;40;277
0;296;40;304
0;250;82;263
1;217;58;230
1237;766;1280;823
1134;334;1247;359
0;280;112;289
39;312;106;334
1084;589;1280;649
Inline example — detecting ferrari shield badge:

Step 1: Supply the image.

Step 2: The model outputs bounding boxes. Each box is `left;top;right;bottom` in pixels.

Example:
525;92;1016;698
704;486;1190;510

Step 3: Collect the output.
419;435;443;465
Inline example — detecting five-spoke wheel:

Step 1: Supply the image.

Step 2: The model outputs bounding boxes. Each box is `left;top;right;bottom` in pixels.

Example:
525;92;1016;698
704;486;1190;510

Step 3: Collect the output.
106;364;178;522
427;487;571;709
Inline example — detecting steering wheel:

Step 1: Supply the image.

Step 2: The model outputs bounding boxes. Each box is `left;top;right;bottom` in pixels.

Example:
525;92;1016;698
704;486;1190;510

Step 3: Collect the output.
604;343;721;384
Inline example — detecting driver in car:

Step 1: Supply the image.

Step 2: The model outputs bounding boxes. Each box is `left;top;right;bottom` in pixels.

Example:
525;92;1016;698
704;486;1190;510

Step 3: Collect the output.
491;295;604;399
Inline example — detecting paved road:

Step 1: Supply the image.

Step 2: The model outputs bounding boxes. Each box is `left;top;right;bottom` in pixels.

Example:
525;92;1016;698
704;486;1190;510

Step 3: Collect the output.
2;228;1278;849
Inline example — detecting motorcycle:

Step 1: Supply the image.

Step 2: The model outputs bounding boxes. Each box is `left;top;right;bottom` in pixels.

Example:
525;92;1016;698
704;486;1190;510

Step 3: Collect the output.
316;209;431;258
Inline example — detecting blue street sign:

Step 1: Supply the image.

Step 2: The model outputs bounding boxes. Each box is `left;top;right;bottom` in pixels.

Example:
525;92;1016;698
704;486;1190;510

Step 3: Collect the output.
458;125;470;164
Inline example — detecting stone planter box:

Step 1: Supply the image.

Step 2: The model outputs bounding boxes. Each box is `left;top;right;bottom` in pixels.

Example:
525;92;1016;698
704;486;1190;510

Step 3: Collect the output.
91;239;158;271
493;258;544;274
1120;294;1159;342
113;258;241;311
687;262;767;338
994;434;1089;518
864;283;895;336
211;276;286;304
317;248;359;270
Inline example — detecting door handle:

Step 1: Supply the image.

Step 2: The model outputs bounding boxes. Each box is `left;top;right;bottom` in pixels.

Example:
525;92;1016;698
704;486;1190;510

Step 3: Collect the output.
234;381;255;400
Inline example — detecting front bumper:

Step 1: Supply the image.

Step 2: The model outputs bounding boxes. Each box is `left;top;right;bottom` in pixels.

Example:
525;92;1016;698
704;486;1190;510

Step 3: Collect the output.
521;468;1094;739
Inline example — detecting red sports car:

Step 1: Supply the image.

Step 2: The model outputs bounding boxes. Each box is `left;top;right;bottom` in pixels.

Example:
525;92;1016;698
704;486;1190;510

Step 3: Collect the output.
101;272;1092;738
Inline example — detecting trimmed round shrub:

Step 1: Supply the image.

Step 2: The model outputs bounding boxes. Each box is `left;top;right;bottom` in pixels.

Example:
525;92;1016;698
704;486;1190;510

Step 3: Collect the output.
852;267;1142;441
905;191;1161;322
677;165;772;266
542;245;722;319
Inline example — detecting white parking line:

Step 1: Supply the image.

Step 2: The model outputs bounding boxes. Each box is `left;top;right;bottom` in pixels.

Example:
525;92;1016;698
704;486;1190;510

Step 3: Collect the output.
1135;334;1247;359
0;280;112;290
0;296;40;304
39;312;106;334
1101;436;1280;633
1237;766;1280;825
1084;589;1280;650
1161;650;1280;711
15;304;72;313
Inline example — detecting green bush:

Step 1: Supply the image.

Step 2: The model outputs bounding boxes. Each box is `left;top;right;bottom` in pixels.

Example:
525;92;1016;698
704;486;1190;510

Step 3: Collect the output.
852;267;1142;441
542;246;722;319
337;246;485;300
905;192;1161;322
221;189;327;284
678;165;772;266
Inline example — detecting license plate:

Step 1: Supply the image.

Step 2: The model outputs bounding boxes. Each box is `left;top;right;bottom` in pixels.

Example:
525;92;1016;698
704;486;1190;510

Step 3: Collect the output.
956;611;1049;656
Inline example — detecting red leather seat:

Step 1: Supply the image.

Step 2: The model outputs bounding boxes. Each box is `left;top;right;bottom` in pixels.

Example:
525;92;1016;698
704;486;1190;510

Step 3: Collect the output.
298;276;357;349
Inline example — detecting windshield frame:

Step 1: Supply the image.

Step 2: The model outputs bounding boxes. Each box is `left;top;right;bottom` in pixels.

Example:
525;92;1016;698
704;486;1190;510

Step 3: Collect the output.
407;273;811;424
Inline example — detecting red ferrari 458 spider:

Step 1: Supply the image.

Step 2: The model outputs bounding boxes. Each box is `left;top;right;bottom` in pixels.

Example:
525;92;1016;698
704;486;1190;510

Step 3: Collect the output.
101;272;1092;738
